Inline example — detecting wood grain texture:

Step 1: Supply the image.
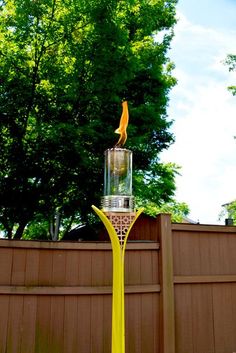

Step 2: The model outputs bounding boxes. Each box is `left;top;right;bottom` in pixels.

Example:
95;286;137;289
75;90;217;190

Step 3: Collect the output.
158;214;176;353
0;284;160;295
172;219;236;353
0;214;236;353
0;231;160;353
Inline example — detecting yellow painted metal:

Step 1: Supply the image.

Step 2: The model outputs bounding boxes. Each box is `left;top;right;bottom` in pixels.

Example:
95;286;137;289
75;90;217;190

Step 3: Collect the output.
91;206;143;353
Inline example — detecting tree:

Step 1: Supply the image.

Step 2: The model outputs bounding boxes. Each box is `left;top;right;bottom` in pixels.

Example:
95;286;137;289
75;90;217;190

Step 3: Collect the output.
140;200;190;223
220;201;236;225
225;54;236;95
223;55;236;225
134;162;189;222
0;0;178;239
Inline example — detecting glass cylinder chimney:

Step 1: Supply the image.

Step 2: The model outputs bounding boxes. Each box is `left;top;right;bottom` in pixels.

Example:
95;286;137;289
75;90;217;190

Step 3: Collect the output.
102;148;134;212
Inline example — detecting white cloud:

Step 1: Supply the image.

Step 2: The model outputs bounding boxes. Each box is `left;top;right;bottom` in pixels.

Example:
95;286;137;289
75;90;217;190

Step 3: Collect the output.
161;12;236;224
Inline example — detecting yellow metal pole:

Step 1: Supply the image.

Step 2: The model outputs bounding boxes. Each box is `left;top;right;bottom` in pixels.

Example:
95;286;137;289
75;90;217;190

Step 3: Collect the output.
92;206;143;353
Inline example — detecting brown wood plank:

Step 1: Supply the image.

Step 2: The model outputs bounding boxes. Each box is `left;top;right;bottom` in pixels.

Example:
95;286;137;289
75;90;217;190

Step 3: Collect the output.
91;250;105;286
212;283;226;353
38;250;53;286
126;284;160;293
65;251;80;286
0;284;160;295
127;242;160;250
129;215;156;241
77;296;91;352
151;249;159;284
126;250;141;285
0;239;111;250
191;285;215;353
217;233;231;275
158;214;175;353
0;296;9;353
174;275;236;284
49;296;65;353
35;296;51;353
152;293;160;353
140;251;154;285
208;232;221;275
25;249;40;286
126;294;142;353
0;239;158;250
78;251;92;286
103;295;112;353
91;296;104;352
52;250;66;286
103;250;112;286
172;227;181;276
226;233;236;275
174;231;201;276
230;284;236;351
141;293;154;353
174;285;194;353
7;296;24;353
172;223;236;233
198;233;212;275
213;283;236;353
20;296;37;353
11;248;26;285
63;296;78;353
0;248;13;285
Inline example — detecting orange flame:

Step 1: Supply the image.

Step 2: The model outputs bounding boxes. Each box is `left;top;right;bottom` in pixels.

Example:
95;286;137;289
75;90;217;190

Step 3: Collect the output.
114;101;129;147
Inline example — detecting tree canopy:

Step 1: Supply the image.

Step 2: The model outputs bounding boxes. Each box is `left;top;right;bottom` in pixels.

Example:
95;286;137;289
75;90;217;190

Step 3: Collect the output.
0;0;181;239
225;54;236;95
221;55;236;225
220;201;236;225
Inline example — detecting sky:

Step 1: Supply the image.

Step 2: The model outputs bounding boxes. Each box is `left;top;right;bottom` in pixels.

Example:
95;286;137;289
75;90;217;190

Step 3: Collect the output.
160;0;236;224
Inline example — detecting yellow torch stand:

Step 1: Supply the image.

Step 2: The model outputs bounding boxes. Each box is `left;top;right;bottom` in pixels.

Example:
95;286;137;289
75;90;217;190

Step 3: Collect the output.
92;206;143;353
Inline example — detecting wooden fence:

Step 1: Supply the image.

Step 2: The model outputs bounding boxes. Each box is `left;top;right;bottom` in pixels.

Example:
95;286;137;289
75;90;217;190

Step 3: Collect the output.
0;214;236;353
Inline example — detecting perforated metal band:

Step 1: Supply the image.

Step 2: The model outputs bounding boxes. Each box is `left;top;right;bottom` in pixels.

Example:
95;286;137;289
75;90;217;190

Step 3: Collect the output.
101;195;135;213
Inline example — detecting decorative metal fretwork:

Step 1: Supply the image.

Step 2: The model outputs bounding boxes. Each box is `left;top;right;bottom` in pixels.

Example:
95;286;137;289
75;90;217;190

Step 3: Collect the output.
104;212;136;247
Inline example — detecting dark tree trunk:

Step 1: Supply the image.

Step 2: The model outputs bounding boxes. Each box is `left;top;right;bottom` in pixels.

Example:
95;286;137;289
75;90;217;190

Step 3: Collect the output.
7;228;13;239
14;221;27;239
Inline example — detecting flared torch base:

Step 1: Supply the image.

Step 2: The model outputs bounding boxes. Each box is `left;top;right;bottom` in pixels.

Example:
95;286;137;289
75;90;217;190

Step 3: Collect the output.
101;195;135;213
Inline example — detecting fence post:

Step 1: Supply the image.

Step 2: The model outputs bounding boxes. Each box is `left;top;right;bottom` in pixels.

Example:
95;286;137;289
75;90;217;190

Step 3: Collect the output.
157;213;175;353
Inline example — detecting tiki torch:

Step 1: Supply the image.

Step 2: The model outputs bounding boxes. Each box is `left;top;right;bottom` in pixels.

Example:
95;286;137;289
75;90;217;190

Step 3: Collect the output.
92;101;143;353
